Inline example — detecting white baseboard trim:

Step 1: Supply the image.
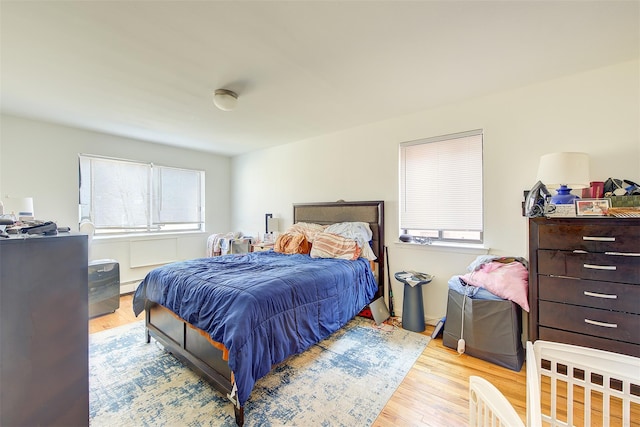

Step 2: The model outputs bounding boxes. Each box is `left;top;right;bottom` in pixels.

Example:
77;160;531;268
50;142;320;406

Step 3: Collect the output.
120;280;141;294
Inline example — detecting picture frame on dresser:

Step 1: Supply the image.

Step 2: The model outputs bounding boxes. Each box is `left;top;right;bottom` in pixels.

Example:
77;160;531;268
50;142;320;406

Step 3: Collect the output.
575;198;610;216
527;217;640;358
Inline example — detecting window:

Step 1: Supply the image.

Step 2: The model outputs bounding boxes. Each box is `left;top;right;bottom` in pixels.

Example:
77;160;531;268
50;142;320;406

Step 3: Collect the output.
399;129;483;244
79;154;205;235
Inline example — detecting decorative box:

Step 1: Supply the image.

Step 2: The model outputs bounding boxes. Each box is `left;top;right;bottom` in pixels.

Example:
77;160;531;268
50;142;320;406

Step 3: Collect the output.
609;195;640;208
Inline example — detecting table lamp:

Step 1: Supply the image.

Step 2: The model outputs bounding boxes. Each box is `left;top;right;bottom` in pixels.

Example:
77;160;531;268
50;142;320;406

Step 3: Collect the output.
3;196;35;220
536;152;590;204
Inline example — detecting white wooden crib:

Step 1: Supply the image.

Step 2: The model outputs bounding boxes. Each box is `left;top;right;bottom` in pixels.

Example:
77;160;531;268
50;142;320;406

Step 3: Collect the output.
470;341;640;426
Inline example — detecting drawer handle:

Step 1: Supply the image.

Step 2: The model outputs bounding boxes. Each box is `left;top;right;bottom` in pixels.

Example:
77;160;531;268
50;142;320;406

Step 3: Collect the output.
583;264;617;271
583;236;616;242
584;319;618;328
583;290;618;299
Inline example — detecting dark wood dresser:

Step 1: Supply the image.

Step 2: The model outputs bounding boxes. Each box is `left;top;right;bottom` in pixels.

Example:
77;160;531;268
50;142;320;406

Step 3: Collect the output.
528;217;640;357
0;233;89;426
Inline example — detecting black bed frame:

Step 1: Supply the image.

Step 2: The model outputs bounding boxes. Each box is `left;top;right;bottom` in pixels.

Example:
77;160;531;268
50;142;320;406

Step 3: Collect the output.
143;200;385;426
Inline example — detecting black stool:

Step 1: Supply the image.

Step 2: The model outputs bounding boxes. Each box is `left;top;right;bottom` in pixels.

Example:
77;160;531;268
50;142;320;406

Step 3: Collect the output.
395;271;433;332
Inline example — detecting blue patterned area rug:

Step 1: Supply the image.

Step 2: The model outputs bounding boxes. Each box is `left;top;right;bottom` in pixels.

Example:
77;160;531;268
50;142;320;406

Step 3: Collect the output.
89;317;430;426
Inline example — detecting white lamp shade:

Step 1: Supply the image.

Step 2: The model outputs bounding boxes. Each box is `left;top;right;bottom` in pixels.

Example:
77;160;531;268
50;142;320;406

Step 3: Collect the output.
536;152;590;189
267;217;279;233
79;220;96;260
4;196;34;219
213;89;238;111
79;220;96;244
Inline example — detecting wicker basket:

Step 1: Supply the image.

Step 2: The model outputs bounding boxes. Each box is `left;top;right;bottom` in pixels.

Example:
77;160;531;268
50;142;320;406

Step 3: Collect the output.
607;207;640;218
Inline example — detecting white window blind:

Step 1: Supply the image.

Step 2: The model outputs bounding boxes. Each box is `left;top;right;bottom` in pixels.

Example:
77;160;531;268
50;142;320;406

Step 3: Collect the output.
399;130;483;243
79;154;205;234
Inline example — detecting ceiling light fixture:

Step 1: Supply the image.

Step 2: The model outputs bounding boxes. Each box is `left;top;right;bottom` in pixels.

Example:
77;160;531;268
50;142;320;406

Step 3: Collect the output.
213;89;238;111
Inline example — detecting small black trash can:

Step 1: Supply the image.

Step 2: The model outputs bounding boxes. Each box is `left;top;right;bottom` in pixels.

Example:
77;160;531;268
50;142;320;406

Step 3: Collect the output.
395;271;433;332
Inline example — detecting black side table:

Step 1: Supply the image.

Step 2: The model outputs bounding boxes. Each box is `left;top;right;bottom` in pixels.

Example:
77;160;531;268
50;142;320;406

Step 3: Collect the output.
395;271;433;332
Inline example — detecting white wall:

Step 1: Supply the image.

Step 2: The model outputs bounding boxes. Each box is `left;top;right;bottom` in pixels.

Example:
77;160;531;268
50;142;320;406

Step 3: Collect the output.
231;60;640;326
1;60;638;319
0;116;232;289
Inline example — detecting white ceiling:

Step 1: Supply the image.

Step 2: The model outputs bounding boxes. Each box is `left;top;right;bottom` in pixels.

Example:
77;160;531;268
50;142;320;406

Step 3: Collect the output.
1;1;638;157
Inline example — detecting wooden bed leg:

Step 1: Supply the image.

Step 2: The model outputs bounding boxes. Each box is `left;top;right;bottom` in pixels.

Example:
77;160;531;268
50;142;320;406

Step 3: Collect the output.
145;307;151;343
234;406;244;426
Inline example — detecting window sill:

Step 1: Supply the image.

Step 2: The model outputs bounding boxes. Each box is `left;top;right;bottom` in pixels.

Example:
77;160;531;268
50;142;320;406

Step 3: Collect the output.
394;241;490;255
93;230;208;242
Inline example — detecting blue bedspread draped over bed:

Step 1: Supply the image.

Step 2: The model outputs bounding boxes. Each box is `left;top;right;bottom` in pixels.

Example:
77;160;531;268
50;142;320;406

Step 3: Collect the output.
132;251;378;406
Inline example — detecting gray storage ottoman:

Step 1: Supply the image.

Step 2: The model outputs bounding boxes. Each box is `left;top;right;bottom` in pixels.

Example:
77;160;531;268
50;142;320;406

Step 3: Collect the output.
89;259;120;317
443;288;524;371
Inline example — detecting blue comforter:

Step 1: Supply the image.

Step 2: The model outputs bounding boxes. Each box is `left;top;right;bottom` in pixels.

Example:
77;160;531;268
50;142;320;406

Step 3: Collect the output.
132;251;378;406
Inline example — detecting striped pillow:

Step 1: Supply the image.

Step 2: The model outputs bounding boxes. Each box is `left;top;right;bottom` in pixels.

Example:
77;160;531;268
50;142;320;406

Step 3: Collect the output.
310;232;361;260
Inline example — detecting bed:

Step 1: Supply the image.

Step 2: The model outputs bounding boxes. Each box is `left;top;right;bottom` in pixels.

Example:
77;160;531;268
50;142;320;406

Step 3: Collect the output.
132;200;385;426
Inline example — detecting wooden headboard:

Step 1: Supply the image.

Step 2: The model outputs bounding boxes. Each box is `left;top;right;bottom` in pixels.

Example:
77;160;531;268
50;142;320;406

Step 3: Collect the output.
293;200;385;298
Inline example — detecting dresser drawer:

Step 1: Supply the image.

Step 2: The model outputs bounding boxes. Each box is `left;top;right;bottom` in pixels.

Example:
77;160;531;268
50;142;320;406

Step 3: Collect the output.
537;222;640;252
538;250;640;285
539;300;640;344
539;327;640;358
538;276;640;314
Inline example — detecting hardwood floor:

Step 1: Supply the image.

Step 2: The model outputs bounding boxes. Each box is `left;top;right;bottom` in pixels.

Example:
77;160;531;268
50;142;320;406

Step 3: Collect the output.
374;331;526;426
89;293;138;334
89;294;527;426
